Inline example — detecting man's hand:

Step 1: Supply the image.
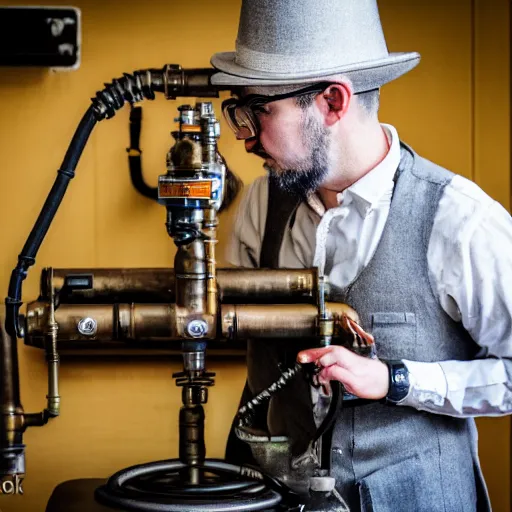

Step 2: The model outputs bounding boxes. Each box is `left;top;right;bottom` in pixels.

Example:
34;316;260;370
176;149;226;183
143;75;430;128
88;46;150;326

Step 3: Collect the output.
297;345;389;400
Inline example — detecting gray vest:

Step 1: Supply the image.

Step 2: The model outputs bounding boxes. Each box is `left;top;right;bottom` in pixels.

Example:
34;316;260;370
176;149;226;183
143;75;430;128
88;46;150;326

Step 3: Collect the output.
237;143;491;511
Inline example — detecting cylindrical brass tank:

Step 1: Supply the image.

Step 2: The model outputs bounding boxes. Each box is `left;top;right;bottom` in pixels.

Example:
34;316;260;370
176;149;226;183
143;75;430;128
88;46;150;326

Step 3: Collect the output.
24;301;358;348
41;267;319;304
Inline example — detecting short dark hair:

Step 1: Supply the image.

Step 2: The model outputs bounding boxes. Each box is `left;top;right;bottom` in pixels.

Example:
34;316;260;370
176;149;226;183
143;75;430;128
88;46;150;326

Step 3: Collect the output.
295;92;317;109
357;89;380;117
295;87;380;117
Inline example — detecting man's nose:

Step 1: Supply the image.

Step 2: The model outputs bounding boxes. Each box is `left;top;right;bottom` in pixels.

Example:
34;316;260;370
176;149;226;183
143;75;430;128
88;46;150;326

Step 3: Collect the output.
244;138;257;153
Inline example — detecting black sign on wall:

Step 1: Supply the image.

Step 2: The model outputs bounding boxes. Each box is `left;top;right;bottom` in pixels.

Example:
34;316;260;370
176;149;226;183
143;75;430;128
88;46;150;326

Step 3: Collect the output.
0;6;80;69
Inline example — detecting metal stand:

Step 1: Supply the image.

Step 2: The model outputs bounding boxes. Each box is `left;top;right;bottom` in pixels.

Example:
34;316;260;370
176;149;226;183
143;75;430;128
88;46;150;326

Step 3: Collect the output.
93;345;295;512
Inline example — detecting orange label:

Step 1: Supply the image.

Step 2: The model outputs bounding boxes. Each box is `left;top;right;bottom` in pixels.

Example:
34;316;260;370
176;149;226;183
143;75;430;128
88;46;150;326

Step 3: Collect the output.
159;181;212;199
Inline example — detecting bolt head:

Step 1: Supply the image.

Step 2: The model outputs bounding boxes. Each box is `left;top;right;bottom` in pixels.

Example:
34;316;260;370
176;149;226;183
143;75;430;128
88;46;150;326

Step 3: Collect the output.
186;319;208;338
77;317;97;336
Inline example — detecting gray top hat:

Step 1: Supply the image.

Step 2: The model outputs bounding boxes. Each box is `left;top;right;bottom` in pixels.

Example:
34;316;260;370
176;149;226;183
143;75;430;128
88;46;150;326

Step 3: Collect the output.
210;0;420;91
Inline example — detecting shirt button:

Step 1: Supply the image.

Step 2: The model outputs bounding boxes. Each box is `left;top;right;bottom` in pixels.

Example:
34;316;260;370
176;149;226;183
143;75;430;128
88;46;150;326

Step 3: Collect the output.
332;447;343;455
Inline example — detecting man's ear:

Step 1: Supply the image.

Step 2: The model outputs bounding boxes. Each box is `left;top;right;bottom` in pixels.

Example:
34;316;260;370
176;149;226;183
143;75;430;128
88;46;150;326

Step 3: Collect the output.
316;83;352;126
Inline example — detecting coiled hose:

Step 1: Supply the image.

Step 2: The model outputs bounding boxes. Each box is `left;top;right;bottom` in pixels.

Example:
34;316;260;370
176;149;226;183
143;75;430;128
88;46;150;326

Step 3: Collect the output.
94;459;302;512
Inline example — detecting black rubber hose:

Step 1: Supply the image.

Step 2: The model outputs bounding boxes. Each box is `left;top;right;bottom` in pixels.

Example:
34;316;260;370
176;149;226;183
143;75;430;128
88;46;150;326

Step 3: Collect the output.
5;68;164;338
128;153;158;200
94;459;290;512
236;363;303;427
23;107;96;255
127;106;158;201
5;106;97;338
312;380;342;444
235;363;342;444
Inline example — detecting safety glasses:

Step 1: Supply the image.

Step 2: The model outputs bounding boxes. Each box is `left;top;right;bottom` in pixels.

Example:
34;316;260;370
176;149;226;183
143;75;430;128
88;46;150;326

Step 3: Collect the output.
221;82;333;140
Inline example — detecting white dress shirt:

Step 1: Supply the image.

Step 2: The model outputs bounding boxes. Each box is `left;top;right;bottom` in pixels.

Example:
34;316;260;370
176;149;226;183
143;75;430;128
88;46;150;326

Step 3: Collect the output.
226;124;512;417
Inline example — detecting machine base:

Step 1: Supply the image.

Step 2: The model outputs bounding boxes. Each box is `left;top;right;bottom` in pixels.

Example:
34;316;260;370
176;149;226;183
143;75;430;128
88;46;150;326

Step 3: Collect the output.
45;475;299;512
46;479;121;512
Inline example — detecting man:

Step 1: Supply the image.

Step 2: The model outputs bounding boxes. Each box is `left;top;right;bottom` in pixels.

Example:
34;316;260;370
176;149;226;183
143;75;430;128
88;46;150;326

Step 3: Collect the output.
210;1;512;510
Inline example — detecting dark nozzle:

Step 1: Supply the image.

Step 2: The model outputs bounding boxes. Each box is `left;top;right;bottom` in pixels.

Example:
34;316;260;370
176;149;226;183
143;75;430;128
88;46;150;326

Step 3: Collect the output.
159;65;230;99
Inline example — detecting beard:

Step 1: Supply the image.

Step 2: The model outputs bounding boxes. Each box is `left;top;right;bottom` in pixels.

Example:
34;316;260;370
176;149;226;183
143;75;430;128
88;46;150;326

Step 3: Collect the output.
264;109;330;199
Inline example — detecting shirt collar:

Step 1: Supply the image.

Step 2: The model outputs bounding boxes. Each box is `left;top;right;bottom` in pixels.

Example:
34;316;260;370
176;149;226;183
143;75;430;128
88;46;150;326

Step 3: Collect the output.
307;123;401;217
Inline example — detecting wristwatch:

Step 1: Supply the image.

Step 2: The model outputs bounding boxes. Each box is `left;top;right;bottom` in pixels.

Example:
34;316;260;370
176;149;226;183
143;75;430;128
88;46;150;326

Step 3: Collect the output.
382;360;410;404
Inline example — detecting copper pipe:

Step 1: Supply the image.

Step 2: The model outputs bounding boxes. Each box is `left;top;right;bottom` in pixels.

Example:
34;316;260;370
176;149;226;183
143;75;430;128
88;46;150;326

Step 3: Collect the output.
42;267;318;304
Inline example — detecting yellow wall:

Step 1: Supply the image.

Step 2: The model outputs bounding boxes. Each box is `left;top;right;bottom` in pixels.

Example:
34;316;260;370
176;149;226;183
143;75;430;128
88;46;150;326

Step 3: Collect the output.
0;1;509;511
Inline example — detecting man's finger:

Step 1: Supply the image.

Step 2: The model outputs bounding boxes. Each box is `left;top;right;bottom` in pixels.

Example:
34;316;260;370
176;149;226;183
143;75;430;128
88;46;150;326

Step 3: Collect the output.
316;351;338;367
318;350;350;368
298;345;358;365
319;365;353;387
297;346;331;363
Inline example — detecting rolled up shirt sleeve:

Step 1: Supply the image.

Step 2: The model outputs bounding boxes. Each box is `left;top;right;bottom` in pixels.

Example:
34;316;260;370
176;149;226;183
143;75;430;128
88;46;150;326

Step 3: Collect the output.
400;176;512;417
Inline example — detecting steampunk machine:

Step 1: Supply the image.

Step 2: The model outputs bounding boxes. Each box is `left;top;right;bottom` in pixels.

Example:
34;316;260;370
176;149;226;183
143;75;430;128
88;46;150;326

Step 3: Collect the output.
0;65;372;511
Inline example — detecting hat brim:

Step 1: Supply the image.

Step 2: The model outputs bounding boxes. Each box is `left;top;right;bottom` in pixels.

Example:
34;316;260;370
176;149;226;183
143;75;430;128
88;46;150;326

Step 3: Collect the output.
210;51;420;91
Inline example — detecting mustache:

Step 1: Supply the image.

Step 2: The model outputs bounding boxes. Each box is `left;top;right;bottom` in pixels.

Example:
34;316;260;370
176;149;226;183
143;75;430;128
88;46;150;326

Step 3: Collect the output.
247;138;272;160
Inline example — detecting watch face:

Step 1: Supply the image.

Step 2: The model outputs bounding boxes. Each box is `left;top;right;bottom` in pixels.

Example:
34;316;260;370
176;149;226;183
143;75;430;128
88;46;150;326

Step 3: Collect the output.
395;369;407;383
387;362;410;403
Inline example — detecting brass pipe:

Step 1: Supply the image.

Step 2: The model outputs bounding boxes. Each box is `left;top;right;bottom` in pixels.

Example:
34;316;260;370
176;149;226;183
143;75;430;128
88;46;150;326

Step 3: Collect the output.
204;209;218;317
217;268;317;304
42;267;318;304
174;241;207;314
26;303;176;345
0;298;63;479
44;273;60;417
205;246;217;316
0;306;26;476
25;302;359;347
43;267;176;302
316;275;333;347
221;303;359;340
